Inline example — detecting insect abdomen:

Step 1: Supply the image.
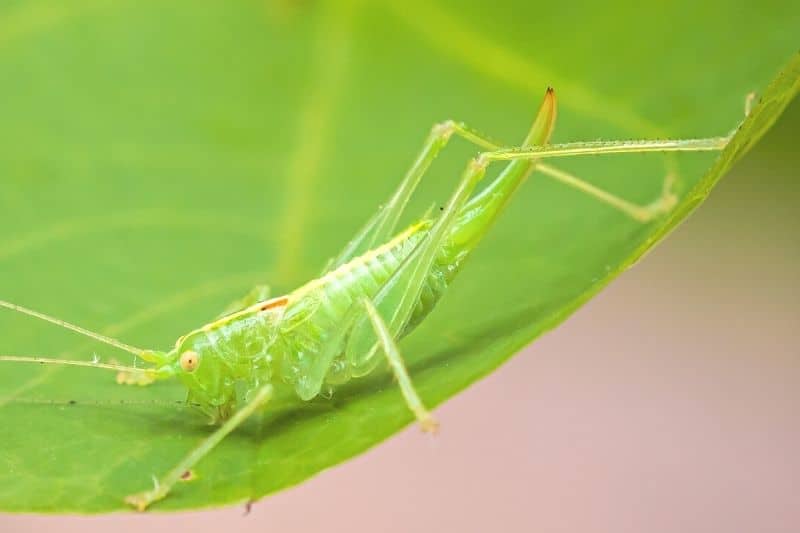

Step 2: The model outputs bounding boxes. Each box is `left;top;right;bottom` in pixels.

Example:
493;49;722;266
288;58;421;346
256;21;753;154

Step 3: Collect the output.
301;222;457;331
324;230;425;316
278;213;481;400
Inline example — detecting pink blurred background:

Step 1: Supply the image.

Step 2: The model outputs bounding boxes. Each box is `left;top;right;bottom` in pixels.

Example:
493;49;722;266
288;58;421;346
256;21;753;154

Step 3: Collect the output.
2;99;798;533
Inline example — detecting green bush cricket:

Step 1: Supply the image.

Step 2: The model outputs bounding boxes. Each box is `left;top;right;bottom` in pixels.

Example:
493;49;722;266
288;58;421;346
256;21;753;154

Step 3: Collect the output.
0;88;740;510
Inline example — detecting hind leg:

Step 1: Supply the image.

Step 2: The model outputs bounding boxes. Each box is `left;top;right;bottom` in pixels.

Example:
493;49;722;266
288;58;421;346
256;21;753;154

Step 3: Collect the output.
536;163;678;222
347;130;729;372
297;148;498;401
322;120;512;273
344;154;497;375
470;135;727;221
344;93;558;369
449;131;682;223
343;119;686;232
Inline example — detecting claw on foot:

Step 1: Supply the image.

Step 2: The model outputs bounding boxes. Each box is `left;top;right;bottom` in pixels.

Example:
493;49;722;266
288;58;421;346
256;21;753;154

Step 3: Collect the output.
744;91;757;117
125;492;156;512
125;475;164;511
630;172;678;223
645;178;679;219
420;415;440;434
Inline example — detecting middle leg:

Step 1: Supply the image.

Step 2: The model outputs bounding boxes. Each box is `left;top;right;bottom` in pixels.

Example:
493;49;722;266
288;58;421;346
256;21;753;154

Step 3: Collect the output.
362;297;438;433
125;384;274;511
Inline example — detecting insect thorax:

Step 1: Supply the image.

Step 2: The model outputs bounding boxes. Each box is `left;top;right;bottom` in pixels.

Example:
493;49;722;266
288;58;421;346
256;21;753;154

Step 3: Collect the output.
175;310;282;419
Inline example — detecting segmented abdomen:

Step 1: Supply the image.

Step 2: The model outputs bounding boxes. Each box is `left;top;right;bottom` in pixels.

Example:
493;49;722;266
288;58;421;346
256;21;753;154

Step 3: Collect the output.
290;222;456;335
277;221;460;393
319;229;427;320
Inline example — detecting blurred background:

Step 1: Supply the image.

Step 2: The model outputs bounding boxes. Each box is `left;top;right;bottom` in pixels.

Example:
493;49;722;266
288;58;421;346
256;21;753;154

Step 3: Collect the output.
1;1;797;532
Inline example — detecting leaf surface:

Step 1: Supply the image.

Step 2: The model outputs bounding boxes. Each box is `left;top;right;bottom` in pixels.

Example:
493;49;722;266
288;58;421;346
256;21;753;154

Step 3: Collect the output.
0;0;797;512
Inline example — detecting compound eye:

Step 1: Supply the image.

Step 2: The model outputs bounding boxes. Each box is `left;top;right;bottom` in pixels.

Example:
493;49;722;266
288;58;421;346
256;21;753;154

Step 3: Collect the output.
179;350;200;372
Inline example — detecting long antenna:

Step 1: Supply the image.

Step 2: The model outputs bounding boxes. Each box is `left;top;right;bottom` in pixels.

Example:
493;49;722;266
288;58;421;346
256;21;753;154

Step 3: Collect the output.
0;354;150;374
0;299;145;356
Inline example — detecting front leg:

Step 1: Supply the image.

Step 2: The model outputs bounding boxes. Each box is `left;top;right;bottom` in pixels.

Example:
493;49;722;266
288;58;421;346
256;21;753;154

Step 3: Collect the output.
125;384;274;511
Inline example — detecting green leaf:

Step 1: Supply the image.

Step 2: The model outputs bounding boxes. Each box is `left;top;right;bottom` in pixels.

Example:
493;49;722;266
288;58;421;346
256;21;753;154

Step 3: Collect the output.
0;0;797;513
